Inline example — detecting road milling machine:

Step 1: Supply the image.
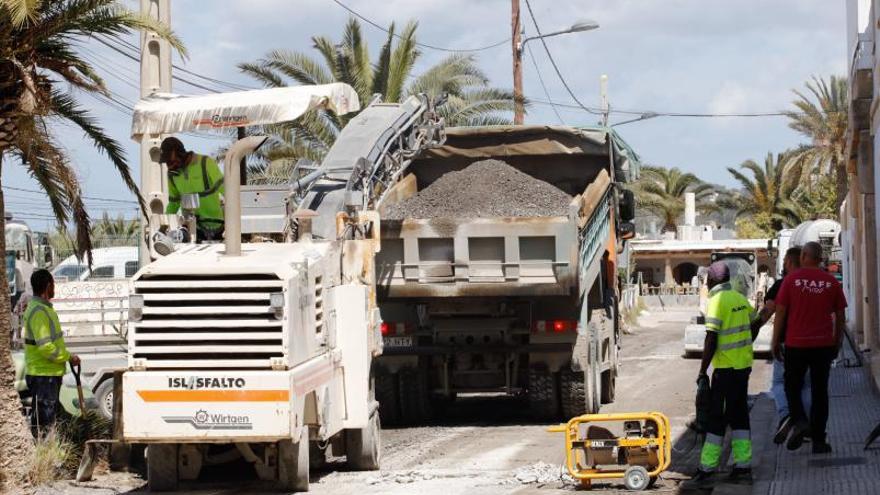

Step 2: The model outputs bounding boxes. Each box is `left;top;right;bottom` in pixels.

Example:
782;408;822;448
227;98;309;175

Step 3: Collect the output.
122;83;445;491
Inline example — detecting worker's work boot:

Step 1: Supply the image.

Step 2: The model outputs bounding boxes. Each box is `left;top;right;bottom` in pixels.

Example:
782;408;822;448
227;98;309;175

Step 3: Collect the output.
773;415;792;445
680;470;715;490
812;439;832;454
726;467;753;485
786;420;810;451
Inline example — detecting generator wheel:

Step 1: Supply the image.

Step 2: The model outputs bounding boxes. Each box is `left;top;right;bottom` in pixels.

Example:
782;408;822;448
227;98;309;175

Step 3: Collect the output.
601;369;616;404
527;366;559;419
146;443;179;492
398;367;432;424
346;410;381;470
278;427;309;492
623;465;650;491
375;368;400;426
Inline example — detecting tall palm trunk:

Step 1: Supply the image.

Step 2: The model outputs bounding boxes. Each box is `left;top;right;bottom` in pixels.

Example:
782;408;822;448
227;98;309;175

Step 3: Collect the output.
0;153;35;490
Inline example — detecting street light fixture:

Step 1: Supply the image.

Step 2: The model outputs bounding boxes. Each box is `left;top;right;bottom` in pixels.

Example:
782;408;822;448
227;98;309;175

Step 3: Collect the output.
611;112;660;128
512;13;600;124
520;19;600;49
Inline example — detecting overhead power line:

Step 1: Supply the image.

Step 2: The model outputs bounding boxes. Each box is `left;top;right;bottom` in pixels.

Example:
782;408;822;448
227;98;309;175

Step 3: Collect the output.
95;36;256;93
329;0;510;53
93;36;225;94
527;98;789;119
522;0;602;116
3;185;139;204
525;44;564;125
110;36;257;92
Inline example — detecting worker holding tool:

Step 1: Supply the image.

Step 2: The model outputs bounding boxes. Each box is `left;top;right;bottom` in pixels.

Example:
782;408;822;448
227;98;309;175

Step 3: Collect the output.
684;261;758;489
22;269;79;436
159;136;225;241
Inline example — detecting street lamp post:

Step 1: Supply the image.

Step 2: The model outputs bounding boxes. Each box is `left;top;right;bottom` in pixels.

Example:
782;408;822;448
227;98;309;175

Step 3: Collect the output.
511;5;598;124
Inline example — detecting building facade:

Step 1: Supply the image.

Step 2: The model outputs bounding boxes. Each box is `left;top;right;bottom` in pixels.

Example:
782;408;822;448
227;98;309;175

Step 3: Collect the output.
844;0;880;386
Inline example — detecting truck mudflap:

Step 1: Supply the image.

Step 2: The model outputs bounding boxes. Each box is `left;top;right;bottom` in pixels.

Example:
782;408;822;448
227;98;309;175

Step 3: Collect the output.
122;370;297;442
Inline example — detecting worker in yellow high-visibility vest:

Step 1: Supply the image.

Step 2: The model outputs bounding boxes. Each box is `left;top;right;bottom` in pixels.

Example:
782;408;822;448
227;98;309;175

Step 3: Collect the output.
684;261;759;489
23;269;79;436
160;137;225;241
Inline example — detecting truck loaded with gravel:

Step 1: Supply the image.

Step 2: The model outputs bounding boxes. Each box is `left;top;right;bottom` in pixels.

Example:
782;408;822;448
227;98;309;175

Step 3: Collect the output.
373;125;640;422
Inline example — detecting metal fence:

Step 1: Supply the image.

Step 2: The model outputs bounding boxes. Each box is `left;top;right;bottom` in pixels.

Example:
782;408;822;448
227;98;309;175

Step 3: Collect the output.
53;280;129;338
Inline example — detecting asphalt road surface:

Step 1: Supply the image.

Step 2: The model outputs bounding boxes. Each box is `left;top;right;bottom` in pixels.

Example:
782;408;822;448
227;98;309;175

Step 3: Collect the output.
44;307;773;495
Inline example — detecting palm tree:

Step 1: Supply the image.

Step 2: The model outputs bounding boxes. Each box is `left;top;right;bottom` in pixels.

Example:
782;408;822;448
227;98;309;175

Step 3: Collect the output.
0;1;183;489
634;165;715;233
783;75;848;209
238;18;516;177
725;152;801;233
93;213;140;246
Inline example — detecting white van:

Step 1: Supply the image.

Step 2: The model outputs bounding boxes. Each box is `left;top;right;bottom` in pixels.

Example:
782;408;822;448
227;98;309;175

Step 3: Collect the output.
52;246;139;281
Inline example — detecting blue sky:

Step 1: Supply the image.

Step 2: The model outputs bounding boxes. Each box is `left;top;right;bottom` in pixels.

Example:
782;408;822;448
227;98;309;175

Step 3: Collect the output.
6;0;846;230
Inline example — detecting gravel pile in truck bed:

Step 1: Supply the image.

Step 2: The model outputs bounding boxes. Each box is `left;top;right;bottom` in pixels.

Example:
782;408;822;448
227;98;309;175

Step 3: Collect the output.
383;159;572;219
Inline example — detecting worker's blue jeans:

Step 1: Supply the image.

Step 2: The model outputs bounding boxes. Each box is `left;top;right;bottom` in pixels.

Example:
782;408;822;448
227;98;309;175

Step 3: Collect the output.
25;375;62;437
771;355;811;419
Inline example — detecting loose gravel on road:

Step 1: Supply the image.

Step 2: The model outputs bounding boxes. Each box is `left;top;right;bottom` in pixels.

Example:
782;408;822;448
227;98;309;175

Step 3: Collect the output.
383;159;571;219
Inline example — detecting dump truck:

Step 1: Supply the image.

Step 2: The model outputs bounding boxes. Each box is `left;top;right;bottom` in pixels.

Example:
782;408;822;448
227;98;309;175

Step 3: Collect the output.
372;126;640;422
121;84;445;491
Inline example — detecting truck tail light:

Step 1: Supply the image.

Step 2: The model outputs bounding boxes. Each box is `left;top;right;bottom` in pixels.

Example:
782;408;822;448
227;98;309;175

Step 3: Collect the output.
381;322;414;337
532;319;577;333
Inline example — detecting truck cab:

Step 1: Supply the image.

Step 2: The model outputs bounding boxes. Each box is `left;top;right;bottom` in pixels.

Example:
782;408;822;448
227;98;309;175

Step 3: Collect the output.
6;215;36;307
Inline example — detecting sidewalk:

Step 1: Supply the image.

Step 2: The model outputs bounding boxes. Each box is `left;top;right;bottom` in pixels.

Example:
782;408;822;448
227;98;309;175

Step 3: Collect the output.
748;344;880;495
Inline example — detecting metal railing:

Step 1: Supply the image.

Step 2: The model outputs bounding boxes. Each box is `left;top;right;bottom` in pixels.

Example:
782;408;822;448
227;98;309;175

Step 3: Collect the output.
638;285;700;296
52;280;129;338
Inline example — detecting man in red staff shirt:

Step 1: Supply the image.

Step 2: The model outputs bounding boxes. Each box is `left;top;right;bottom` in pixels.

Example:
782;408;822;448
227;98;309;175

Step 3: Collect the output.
771;241;847;454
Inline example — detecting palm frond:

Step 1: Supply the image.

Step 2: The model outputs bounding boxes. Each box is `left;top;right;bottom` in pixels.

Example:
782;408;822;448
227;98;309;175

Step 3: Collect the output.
1;0;41;26
50;90;145;217
385;20;419;102
237;61;285;88
342;17;373;101
370;23;395;98
262;49;333;86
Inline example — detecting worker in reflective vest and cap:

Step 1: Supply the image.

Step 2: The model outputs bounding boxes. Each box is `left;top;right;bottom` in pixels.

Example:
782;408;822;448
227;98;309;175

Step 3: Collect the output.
684;260;758;489
160;136;225;241
23;269;79;436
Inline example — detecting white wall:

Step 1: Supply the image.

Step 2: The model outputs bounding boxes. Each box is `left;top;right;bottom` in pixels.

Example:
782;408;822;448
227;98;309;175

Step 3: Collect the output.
848;0;873;69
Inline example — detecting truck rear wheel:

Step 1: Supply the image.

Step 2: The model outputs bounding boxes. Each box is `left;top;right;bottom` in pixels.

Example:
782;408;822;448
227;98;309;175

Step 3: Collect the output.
398;367;432;424
346;411;382;470
527;366;559;419
146;443;179;492
560;369;587;418
375;368;400;426
278;427;309;492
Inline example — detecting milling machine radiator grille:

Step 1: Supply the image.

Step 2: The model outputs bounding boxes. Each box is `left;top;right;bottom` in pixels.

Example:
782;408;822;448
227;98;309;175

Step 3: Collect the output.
131;274;285;369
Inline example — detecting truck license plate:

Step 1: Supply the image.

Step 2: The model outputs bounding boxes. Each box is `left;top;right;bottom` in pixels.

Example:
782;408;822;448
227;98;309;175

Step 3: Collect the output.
384;336;413;347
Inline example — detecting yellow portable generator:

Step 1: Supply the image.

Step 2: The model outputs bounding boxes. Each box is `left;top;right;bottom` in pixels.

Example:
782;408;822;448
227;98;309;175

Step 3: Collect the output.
549;411;672;491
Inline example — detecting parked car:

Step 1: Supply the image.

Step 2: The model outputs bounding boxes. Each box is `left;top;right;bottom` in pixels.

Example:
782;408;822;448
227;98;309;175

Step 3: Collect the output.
52;247;138;282
12;352;97;418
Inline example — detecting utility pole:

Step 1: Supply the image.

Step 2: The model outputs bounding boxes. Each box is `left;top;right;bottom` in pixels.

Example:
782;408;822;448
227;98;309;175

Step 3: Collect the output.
512;0;524;125
138;0;173;266
600;74;609;127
